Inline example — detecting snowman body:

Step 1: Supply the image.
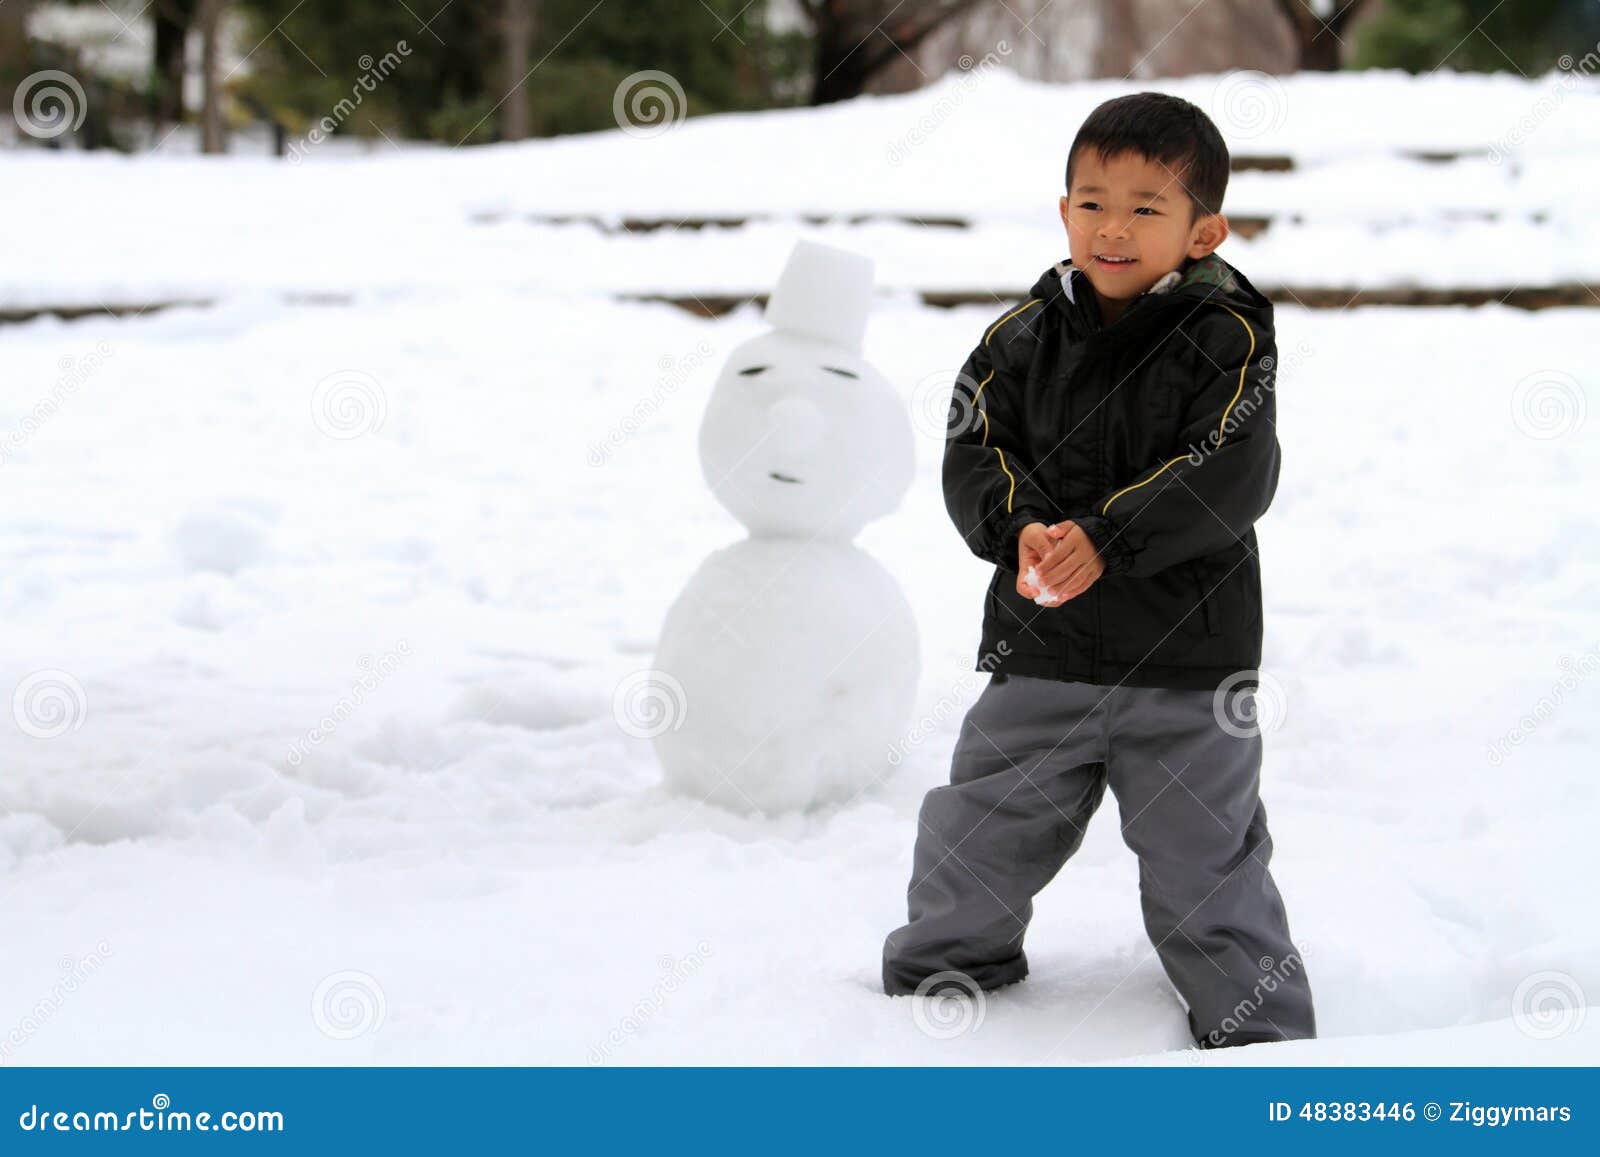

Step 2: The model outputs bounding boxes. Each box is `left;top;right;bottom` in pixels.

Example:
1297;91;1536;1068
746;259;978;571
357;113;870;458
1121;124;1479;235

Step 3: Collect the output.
650;242;919;815
653;539;916;814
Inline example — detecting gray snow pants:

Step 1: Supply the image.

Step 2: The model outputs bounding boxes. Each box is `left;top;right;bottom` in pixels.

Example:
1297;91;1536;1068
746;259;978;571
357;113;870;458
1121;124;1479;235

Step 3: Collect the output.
882;672;1315;1049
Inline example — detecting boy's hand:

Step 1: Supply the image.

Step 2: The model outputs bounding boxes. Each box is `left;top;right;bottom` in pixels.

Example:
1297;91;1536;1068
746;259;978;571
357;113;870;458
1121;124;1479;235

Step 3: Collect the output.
1027;521;1105;606
1015;522;1057;603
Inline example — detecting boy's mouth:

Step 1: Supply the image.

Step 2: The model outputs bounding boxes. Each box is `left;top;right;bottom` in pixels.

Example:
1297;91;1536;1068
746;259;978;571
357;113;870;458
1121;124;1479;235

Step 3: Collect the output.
1093;253;1138;271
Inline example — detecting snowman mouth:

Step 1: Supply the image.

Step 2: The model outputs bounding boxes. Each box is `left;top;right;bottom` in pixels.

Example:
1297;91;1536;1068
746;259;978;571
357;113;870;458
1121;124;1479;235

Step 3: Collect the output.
769;471;803;484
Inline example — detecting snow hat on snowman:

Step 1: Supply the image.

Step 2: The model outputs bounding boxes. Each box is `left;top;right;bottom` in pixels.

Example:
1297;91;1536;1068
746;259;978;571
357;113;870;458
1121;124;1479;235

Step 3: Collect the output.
763;238;875;352
697;240;914;540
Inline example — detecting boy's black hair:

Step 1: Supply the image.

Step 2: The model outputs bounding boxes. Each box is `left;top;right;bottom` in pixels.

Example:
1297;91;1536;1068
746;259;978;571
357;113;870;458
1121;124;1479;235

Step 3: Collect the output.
1064;92;1230;222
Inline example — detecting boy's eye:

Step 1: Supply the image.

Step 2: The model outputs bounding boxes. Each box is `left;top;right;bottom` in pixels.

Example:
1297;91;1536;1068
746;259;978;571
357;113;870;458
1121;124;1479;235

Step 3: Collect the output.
1076;201;1160;215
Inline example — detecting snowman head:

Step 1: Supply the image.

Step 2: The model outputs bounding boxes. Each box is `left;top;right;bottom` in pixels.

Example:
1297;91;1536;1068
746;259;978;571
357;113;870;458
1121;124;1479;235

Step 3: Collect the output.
698;242;913;540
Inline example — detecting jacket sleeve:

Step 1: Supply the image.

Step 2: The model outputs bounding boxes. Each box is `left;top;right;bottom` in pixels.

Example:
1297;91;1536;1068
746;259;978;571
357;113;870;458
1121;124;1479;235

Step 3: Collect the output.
1071;306;1280;579
942;306;1059;571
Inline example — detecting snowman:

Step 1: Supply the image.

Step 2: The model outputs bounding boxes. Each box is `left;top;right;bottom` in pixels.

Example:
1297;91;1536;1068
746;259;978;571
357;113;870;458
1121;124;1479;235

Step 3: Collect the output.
650;240;919;815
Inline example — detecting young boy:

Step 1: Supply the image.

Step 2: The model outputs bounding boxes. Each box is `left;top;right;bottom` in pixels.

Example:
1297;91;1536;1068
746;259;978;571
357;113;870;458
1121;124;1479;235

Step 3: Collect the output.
882;93;1315;1049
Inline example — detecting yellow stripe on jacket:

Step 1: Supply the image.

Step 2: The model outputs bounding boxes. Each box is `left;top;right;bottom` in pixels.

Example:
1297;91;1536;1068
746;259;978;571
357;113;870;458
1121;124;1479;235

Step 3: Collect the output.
1101;305;1256;516
972;298;1044;513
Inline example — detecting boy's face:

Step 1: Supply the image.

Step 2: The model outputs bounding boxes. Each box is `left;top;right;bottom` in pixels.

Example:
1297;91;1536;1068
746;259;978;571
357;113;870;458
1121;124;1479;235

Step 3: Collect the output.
1059;148;1228;315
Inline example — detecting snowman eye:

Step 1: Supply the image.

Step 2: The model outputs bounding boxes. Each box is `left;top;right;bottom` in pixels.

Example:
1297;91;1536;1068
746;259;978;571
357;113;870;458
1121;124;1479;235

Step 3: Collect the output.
737;365;769;377
822;366;858;379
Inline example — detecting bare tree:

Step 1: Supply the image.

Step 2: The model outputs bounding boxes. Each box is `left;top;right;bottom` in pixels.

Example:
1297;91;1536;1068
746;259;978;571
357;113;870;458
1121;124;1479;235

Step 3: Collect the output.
1093;0;1142;77
800;0;989;104
501;0;536;141
199;0;225;153
1272;0;1371;70
0;0;38;91
152;0;199;128
868;0;1296;92
1135;0;1296;78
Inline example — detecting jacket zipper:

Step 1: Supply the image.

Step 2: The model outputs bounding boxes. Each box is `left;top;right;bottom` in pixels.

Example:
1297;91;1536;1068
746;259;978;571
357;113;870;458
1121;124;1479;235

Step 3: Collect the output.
1089;348;1114;684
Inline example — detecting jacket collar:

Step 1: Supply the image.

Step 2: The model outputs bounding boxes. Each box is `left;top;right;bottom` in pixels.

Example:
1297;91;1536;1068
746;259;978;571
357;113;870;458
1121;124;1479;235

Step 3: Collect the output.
1030;252;1265;345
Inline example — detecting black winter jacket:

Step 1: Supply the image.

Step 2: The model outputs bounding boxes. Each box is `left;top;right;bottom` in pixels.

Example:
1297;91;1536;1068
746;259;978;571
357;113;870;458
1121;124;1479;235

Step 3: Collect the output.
944;251;1280;692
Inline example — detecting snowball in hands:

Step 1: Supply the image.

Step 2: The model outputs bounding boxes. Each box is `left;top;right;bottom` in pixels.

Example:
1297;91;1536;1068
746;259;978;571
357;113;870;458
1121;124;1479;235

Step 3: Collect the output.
649;240;919;815
1022;564;1060;605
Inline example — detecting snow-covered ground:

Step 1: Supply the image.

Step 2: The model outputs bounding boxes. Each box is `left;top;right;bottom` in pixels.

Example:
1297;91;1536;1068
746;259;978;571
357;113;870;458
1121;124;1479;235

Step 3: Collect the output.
5;68;1600;309
1;289;1595;1064
1;66;1596;1065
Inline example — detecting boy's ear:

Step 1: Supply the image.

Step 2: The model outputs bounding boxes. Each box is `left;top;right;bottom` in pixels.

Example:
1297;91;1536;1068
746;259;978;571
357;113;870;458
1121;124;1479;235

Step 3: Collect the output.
1058;195;1070;229
1187;212;1230;259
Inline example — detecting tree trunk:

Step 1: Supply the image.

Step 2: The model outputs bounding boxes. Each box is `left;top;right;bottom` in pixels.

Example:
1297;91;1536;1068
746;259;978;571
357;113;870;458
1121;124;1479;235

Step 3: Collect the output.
810;9;870;105
199;0;225;154
1298;25;1343;71
501;0;534;141
807;0;986;105
1093;0;1142;78
0;0;36;93
1273;0;1370;71
153;0;198;127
